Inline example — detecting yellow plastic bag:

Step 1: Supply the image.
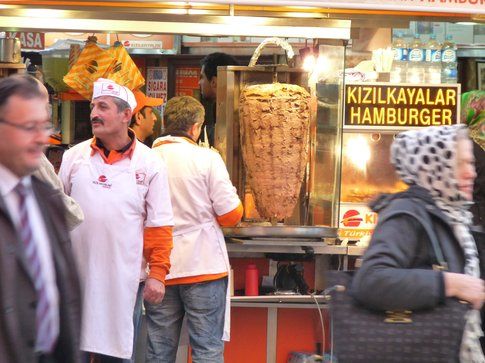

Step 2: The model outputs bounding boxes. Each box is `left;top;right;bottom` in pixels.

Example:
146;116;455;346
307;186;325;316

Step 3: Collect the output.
104;43;145;90
63;38;115;99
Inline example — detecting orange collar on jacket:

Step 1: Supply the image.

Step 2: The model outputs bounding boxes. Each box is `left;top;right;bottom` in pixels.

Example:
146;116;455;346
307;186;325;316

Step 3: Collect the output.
90;128;137;165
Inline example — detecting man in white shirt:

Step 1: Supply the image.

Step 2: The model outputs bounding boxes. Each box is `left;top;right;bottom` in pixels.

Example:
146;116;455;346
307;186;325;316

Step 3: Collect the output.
0;74;82;363
149;96;243;362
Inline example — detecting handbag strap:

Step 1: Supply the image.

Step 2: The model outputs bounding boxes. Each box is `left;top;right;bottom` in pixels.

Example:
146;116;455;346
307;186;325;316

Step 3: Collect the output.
379;203;447;270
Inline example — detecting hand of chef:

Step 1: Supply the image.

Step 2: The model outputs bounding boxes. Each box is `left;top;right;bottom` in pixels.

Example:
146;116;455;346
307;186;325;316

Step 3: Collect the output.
143;277;166;305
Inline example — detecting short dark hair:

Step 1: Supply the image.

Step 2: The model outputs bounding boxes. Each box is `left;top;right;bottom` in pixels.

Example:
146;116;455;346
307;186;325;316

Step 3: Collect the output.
0;74;46;112
130;106;149;127
200;52;239;80
164;96;204;134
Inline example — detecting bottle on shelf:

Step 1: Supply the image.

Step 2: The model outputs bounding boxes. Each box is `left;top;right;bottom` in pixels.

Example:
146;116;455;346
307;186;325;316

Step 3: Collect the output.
424;35;441;84
245;264;259;296
441;35;458;84
390;32;408;83
406;35;425;84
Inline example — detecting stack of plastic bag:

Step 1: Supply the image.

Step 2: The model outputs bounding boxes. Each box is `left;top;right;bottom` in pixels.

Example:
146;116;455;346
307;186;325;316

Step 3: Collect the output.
63;37;145;99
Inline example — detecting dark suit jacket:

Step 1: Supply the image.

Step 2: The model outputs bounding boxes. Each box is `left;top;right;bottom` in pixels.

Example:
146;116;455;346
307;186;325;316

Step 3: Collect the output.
0;176;82;363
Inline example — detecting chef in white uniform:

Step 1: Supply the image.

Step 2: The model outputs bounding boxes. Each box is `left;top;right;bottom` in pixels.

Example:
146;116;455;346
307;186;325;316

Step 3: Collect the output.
59;78;174;362
148;96;243;363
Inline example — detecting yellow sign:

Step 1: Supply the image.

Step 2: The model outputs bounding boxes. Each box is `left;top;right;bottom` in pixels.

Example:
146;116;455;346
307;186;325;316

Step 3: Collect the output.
344;83;460;129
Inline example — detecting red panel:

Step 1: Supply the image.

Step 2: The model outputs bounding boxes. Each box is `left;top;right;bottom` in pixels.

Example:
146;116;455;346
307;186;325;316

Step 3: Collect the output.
276;309;328;363
302;261;315;289
225;307;267;363
132;56;147;80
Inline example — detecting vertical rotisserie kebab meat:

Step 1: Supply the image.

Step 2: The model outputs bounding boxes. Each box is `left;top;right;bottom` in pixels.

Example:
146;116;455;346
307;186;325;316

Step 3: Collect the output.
239;83;311;221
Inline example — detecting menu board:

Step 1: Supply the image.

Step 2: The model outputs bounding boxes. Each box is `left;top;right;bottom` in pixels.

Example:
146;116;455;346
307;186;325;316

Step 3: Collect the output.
175;67;200;98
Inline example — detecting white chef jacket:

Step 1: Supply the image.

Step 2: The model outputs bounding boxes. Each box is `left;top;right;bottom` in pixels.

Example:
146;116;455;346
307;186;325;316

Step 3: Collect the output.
152;135;241;340
59;138;173;358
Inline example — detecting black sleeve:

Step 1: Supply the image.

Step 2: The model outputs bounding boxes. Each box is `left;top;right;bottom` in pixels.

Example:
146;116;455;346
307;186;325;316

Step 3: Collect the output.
351;214;444;311
472;143;485;228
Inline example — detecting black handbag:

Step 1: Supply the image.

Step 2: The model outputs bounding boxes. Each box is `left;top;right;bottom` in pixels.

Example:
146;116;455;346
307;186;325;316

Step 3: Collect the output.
328;207;470;363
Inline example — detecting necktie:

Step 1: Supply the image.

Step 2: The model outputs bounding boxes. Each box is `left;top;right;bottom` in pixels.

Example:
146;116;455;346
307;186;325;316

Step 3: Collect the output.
15;182;57;353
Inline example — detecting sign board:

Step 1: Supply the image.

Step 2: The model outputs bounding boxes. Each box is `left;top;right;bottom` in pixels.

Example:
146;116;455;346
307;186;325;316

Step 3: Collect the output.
122;40;163;49
344;83;460;131
146;67;168;114
6;32;44;50
339;203;378;240
175;67;200;97
183;0;485;15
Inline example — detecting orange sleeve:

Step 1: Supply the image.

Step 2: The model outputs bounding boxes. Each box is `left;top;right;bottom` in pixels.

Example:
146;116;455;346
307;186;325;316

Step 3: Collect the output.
216;202;243;227
143;226;173;283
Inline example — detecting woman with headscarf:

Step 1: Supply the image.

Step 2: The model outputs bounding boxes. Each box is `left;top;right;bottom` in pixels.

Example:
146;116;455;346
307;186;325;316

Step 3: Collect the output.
462;90;485;229
352;125;485;362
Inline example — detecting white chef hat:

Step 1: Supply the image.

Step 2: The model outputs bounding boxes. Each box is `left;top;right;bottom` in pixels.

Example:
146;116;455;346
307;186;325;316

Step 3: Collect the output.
92;78;137;112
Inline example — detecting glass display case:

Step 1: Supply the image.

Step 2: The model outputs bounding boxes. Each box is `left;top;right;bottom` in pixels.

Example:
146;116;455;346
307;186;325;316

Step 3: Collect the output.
215;43;345;240
341;132;407;204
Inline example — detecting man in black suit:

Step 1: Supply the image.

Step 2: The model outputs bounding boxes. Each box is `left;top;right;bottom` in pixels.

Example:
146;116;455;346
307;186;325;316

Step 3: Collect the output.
0;74;82;363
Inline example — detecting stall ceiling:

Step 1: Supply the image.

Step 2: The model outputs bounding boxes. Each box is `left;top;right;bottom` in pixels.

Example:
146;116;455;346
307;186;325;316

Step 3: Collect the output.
0;1;481;37
0;4;352;38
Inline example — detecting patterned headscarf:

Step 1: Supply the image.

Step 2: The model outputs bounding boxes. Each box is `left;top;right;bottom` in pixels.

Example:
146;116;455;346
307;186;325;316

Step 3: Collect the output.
462;90;485;151
391;125;484;362
391;125;470;214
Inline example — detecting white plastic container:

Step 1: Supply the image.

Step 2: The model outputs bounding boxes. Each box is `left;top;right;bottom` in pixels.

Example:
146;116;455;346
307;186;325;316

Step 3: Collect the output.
407;35;425;83
390;32;407;83
441;35;457;84
425;35;441;84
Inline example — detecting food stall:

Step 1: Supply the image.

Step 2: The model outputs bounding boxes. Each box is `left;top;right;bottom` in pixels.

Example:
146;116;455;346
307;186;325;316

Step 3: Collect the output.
0;1;483;363
339;82;462;247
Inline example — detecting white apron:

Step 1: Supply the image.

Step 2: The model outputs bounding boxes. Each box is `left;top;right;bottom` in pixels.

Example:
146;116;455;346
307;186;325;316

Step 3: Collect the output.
69;151;145;358
170;221;232;341
154;136;240;342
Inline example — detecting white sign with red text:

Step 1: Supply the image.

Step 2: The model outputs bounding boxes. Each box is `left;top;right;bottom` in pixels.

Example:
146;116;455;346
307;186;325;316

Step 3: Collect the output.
339;202;378;240
122;40;163;49
6;32;45;50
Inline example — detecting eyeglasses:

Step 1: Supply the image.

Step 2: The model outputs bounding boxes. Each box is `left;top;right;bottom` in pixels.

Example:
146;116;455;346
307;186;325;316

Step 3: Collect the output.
0;119;54;134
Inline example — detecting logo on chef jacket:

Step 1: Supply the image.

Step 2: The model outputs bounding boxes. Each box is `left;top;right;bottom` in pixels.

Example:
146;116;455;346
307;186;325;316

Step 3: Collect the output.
342;210;363;227
135;172;146;185
92;174;112;189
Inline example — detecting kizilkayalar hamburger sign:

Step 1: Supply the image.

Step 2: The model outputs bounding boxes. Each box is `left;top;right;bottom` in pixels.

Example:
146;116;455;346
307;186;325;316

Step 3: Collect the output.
344;83;460;130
